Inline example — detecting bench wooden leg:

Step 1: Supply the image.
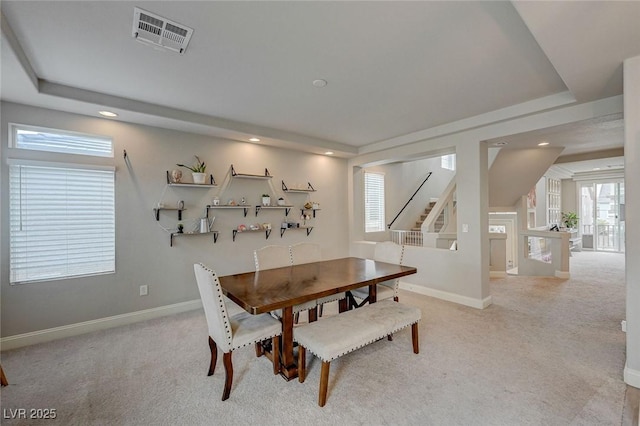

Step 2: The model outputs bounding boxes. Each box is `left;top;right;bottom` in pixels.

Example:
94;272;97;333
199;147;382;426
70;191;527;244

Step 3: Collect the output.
319;361;331;407
255;341;264;357
208;337;218;376
272;335;280;375
411;323;419;354
222;352;233;401
308;306;318;323
298;346;306;383
0;364;7;387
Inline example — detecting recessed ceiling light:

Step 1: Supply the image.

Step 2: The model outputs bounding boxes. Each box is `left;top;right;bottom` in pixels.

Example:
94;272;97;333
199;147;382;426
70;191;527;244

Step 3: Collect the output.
593;167;601;171
249;137;260;142
324;151;334;155
493;141;508;146
538;141;550;146
312;79;328;88
98;110;118;118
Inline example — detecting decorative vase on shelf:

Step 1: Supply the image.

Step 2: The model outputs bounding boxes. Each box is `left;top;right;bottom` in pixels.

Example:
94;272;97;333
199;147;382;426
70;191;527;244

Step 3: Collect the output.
262;196;271;206
171;169;182;183
192;172;206;184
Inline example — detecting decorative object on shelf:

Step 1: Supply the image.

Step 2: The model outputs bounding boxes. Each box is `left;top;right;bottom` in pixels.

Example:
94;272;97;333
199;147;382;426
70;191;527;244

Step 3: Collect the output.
212;196;220;206
312;202;320;209
177;155;207;184
562;211;578;229
304;201;313;209
157;202;164;208
262;223;272;230
200;217;211;233
237;224;247;232
177;224;184;233
170;169;183;183
241;197;247;205
178;200;185;210
277;197;285;206
228;199;237;206
262;194;271;206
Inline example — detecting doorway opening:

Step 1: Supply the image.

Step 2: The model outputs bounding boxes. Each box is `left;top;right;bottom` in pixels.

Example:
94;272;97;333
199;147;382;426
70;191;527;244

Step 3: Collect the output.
579;180;625;252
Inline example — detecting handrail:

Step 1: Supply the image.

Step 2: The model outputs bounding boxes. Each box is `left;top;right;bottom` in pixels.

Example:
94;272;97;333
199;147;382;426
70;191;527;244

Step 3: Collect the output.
387;172;432;229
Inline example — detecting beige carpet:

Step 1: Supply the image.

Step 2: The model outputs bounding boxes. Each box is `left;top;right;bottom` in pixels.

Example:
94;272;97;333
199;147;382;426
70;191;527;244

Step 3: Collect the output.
0;251;634;425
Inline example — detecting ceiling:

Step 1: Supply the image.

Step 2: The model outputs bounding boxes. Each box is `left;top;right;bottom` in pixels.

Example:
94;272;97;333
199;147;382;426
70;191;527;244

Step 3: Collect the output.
1;1;639;165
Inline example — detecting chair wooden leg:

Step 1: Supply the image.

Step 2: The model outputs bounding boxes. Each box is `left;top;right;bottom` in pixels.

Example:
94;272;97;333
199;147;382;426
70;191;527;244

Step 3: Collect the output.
0;364;8;387
222;352;233;401
294;312;300;324
319;303;324;317
255;341;264;357
411;323;419;354
298;346;306;383
208;337;218;376
394;296;399;302
272;335;280;375
387;333;393;341
319;361;331;407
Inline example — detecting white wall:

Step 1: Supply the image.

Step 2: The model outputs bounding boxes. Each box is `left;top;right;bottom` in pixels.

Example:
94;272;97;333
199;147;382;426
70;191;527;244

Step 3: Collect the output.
624;55;640;388
0;102;350;337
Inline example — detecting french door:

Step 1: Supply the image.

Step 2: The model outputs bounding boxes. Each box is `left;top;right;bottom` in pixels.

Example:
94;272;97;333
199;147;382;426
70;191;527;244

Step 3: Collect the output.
579;180;625;252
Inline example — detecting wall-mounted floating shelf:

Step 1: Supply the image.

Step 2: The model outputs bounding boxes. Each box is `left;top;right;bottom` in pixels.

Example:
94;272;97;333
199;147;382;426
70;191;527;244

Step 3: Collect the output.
280;226;313;237
232;228;272;241
154;207;186;221
230;165;272;180
255;205;293;216
207;205;250;217
170;230;219;247
166;171;216;186
301;208;321;218
281;180;316;192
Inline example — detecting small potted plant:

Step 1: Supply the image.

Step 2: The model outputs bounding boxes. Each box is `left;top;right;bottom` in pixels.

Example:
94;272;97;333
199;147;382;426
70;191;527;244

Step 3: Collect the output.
562;211;578;230
262;194;271;206
277;197;285;206
177;223;184;234
177;156;207;184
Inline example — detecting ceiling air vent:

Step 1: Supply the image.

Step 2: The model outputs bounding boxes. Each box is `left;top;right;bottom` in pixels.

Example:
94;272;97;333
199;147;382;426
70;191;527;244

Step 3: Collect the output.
132;7;193;54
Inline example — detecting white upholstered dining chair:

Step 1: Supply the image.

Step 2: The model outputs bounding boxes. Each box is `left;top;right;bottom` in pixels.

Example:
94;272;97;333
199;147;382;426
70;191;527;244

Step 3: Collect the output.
194;263;282;401
254;245;317;321
290;242;346;317
350;241;405;307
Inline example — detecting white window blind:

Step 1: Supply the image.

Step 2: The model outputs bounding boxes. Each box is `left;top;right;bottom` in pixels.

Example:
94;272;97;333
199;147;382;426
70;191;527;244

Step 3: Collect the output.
364;171;385;233
9;162;115;283
10;123;113;157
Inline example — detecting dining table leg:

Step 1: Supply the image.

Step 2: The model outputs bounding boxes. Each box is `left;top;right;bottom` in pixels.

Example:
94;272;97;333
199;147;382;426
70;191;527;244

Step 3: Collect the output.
280;306;298;380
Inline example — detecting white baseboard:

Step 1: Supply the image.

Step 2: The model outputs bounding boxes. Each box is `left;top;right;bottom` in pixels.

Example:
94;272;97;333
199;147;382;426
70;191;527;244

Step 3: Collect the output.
1;299;202;351
400;281;493;309
490;271;507;278
555;271;570;279
624;365;640;389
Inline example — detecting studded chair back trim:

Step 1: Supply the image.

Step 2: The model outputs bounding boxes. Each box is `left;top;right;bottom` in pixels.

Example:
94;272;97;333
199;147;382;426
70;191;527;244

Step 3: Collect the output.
194;263;233;352
254;245;292;271
290;242;322;265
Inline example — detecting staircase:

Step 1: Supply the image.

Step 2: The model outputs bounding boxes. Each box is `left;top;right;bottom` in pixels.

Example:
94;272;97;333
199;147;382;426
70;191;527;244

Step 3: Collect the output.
412;201;445;232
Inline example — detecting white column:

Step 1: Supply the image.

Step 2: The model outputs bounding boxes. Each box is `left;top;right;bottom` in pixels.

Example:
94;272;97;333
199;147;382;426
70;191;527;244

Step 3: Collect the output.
624;55;640;388
456;140;490;303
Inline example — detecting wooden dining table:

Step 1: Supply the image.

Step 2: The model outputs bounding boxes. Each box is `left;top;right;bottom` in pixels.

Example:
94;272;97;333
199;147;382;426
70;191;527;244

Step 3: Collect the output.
218;257;417;380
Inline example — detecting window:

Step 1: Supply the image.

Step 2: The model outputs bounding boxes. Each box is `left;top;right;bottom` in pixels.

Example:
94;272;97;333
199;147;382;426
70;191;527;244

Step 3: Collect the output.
441;154;456;171
364;171;385;232
10;123;113;157
8;124;115;284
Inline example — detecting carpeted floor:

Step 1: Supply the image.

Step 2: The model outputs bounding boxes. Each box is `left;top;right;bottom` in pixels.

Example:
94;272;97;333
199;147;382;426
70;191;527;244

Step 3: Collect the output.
0;251;635;425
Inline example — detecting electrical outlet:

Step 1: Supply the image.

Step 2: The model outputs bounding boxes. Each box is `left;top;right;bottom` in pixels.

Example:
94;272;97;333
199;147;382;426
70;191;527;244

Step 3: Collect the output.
140;285;148;296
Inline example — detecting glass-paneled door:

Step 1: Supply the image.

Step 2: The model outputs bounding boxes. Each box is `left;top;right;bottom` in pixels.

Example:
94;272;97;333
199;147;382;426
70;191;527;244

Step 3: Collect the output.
580;181;625;252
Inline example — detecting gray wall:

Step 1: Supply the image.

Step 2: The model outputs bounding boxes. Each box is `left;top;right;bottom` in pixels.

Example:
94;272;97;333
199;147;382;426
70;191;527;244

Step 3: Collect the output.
0;102;350;337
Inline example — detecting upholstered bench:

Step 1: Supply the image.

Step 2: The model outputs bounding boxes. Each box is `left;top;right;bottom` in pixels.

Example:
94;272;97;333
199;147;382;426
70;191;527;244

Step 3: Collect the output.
294;299;421;406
